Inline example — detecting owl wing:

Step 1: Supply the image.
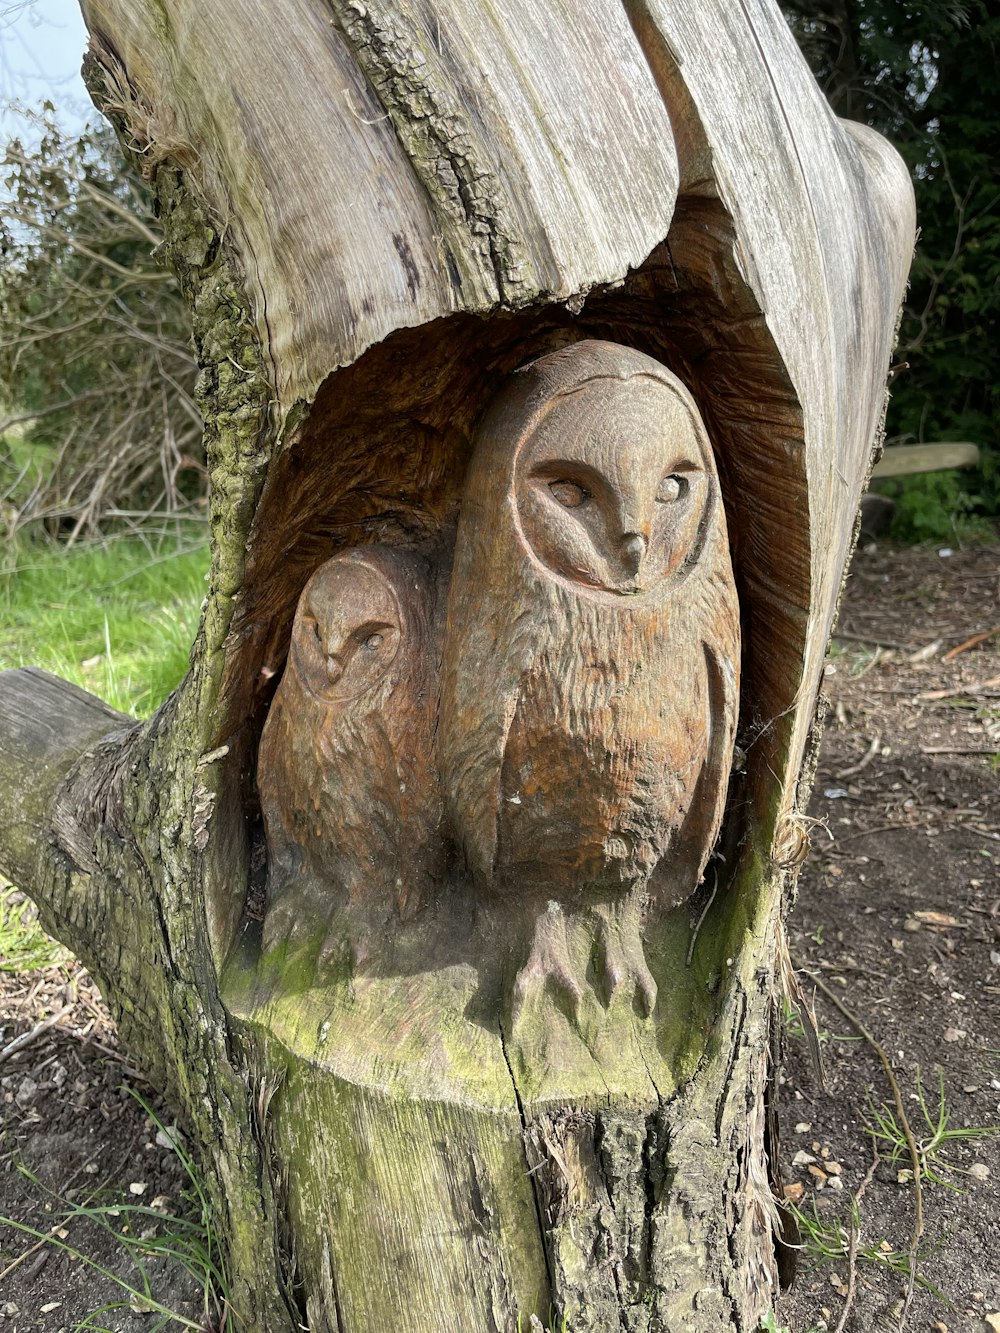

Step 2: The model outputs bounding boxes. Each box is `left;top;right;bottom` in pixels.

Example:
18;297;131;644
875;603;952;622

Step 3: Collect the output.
648;629;740;911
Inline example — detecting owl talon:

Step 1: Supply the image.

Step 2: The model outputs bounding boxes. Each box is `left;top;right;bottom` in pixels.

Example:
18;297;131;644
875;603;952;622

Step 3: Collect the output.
511;900;583;1028
594;907;658;1017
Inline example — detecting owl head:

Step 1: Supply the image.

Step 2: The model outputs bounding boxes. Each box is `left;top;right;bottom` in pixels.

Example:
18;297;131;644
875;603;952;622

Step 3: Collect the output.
496;342;718;596
287;550;404;703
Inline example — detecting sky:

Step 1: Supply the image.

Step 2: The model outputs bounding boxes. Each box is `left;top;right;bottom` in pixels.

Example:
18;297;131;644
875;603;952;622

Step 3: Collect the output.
1;0;91;136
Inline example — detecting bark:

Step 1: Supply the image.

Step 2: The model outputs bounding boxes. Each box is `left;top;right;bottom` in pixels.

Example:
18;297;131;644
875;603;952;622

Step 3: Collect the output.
0;2;914;1329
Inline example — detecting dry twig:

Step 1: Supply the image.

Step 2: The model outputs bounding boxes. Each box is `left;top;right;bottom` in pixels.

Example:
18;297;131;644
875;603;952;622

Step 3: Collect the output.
801;971;923;1332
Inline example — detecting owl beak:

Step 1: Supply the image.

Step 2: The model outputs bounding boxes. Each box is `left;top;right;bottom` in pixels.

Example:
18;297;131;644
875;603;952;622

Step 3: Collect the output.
621;531;647;577
325;652;345;683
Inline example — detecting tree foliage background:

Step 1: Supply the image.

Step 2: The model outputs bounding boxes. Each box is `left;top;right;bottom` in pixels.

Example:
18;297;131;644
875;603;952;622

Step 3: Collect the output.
781;0;999;539
0;108;199;543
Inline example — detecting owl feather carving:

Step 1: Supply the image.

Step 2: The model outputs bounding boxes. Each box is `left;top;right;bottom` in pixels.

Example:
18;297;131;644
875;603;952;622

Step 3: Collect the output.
257;546;442;964
439;340;740;1017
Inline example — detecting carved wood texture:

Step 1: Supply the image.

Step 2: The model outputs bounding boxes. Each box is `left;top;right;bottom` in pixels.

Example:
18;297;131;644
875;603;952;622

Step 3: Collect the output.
256;341;739;1020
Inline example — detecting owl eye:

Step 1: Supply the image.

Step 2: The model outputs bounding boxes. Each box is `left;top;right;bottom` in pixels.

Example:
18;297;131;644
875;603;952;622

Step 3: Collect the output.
363;632;384;651
549;479;589;509
656;474;687;503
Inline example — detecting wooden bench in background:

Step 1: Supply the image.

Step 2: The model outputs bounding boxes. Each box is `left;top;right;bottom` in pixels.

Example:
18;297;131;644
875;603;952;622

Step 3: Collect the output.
872;441;980;478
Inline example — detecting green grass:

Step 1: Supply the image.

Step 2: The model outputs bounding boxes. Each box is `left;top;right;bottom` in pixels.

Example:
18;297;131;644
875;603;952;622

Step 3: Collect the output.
0;881;69;971
0;527;208;717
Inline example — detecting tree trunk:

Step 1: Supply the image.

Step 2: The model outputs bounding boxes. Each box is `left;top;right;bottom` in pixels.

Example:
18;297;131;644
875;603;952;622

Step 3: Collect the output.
0;2;913;1329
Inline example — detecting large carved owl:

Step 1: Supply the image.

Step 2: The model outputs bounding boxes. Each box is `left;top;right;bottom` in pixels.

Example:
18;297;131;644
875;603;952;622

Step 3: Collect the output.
257;546;442;960
440;340;740;921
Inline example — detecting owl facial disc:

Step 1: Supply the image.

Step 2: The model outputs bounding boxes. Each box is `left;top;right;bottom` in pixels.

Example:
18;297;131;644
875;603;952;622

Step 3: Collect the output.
513;376;711;596
288;557;403;702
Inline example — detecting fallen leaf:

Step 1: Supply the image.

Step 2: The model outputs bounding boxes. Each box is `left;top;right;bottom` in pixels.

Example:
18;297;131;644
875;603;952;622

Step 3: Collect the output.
914;910;960;929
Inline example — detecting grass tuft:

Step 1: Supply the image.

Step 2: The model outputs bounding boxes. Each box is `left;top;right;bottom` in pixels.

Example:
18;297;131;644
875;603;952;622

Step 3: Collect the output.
0;527;207;718
866;1066;1000;1190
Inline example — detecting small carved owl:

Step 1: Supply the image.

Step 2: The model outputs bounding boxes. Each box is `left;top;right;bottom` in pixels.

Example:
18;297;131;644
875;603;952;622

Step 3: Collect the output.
257;546;442;958
440;340;740;913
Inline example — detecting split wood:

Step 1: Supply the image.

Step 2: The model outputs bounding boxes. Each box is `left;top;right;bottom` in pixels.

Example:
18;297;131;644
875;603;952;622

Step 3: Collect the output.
942;625;1000;662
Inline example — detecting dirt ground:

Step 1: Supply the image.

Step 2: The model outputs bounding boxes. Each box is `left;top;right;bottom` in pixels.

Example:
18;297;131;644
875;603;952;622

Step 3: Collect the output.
1;540;998;1332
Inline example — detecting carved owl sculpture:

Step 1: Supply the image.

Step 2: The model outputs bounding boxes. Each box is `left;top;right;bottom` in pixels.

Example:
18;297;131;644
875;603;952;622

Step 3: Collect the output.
257;546;442;961
439;341;740;1012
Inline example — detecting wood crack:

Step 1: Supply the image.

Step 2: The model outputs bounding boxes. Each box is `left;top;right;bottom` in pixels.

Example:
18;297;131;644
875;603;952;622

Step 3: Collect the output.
325;0;532;306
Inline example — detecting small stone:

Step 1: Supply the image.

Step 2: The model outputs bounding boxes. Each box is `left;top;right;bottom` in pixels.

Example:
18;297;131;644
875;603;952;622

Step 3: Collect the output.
14;1076;39;1107
903;918;922;933
985;1315;1000;1333
128;1181;147;1195
40;1303;62;1314
897;1168;914;1184
943;1027;966;1042
808;1164;828;1187
825;1161;842;1175
794;1122;812;1133
2;1304;18;1317
792;1150;816;1166
783;1181;804;1203
968;1163;989;1183
828;1175;844;1190
155;1125;182;1151
83;1162;99;1174
963;1086;979;1093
